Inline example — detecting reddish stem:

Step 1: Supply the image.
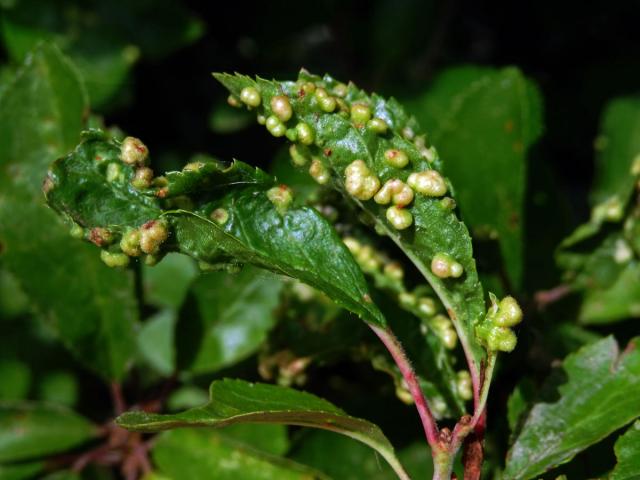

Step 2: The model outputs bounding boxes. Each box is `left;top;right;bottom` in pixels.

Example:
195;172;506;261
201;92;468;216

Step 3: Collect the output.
111;382;126;415
370;324;440;448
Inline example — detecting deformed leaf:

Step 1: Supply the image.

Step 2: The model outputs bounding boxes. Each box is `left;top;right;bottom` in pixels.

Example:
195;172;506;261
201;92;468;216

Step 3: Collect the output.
215;71;487;376
45;133;386;327
504;336;640;479
611;420;640;480
0;44;139;381
117;378;409;480
0;403;97;463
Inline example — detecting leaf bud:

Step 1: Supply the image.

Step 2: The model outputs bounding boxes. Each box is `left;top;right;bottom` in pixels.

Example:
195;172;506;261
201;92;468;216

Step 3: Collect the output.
270;95;293;122
239;86;261;107
386;206;413;230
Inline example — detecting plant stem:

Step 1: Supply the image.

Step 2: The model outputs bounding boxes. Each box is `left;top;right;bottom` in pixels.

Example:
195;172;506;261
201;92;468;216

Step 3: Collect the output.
471;353;496;428
370;324;440;448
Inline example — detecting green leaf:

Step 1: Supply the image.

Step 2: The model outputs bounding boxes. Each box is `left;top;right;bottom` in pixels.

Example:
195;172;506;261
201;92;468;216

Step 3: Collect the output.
591;96;640;207
215;70;487;375
117;378;409;479
1;0;203;109
504;336;640;479
0;44;139;380
143;253;198;309
0;461;45;480
408;66;543;288
137;309;176;376
151;428;326;480
0;403;97;462
611;420;640;480
177;267;284;374
36;371;78;408
0;360;30;401
45;134;385;327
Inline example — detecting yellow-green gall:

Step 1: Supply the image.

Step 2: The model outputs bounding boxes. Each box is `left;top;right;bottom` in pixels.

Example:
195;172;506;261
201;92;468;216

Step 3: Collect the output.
210;208;229;225
384;262;404;281
132;167;154;189
120;136;149;166
309;158;330;184
240;86;261;107
418;297;436;316
399;292;417;307
386;206;413;230
100;250;130;268
408;170;447;197
345;159;369;178
270;95;293;122
319;96;336;113
257;114;266;125
431;252;464;279
333;83;348;97
367;118;388;134
120;229;142;257
374;179;413;207
350;103;372;125
267;185;294;214
486;326;517;352
343;237;361;255
301;82;316;94
285;128;298;142
494;296;523;327
456;371;473;400
373;181;393;204
289;144;309;166
295;122;315;145
402;126;415;140
592;196;624;222
440;328;458;350
422;146;437;163
139;220;169;255
266;115;286;137
227;94;242;108
106;163;123;183
383;149;409;168
69;224;84;239
183;161;205;172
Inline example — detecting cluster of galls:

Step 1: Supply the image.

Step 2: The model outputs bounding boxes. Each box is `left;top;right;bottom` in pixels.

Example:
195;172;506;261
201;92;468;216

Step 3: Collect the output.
476;294;523;353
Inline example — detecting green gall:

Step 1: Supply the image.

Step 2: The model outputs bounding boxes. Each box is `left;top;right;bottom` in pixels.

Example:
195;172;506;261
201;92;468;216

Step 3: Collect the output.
407;170;447;197
350;103;372;125
456;371;473;401
432;314;451;331
374;179;413;207
383;149;409;168
336;98;350;117
301;82;316;94
144;253;162;266
494;296;523;327
106;162;123;183
183;161;206;172
257;114;266;125
120;136;149;166
270;95;293;122
431;252;464;279
386;206;413;230
309;158;330;184
131;167;154;189
439;197;457;211
239;86;261;107
210;208;229;225
315;87;329;99
373;181;393;204
120;229;142;257
227;94;242;108
384;262;404;281
289;144;309;166
267;185;294;214
332;83;348;97
418;297;436;316
401;126;415;140
421;146;437;162
592;196;624;223
100;250;130;268
486;326;517;352
345;160;380;200
631;153;640;175
367;118;388;134
69;224;84;240
266;115;286;137
285;128;298;142
440;328;458;350
399;292;417;307
295;122;315;145
139;220;169;255
318;95;337;113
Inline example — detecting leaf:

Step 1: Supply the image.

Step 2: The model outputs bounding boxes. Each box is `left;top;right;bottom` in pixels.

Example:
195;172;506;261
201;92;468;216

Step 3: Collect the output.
408;66;543;288
1;0;203;109
0;44;139;381
143;253;198;309
0;402;97;463
151;428;327;480
45;133;385;327
176;267;284;374
137;309;176;376
0;360;30;401
117;378;409;479
591;96;640;207
611;420;640;480
504;336;640;479
0;461;45;480
215;71;487;376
